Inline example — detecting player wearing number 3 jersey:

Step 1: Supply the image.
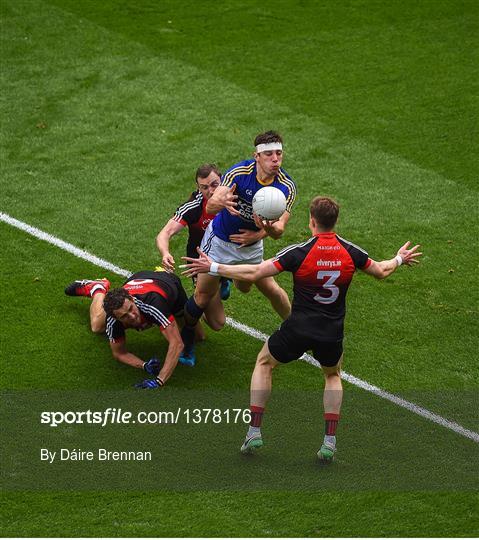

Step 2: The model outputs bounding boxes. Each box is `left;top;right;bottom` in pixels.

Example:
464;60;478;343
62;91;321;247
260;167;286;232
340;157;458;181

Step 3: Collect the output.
181;196;422;461
270;228;370;350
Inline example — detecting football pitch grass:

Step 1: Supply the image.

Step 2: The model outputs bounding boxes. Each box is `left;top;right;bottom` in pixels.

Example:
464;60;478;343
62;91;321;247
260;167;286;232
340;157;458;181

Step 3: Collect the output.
1;0;478;536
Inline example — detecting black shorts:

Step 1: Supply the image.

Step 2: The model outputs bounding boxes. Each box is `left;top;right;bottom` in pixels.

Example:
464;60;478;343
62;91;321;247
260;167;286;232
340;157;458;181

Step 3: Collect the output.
126;271;187;317
268;318;343;367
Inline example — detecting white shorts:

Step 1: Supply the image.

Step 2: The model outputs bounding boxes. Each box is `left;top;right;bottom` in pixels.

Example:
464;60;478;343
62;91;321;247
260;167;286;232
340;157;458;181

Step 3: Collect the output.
200;221;263;266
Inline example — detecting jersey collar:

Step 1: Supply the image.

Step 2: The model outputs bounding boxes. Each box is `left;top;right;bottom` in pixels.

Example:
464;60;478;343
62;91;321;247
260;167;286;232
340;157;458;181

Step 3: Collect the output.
255;162;277;186
256;176;276;186
314;231;336;237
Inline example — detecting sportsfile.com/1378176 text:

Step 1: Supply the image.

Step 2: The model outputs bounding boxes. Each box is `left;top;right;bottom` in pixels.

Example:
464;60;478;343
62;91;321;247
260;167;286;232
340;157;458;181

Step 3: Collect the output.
40;408;251;427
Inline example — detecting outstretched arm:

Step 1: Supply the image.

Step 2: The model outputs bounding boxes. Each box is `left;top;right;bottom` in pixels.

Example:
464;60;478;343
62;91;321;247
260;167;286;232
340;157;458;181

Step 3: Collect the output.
181;249;280;282
156;219;185;272
363;241;422;280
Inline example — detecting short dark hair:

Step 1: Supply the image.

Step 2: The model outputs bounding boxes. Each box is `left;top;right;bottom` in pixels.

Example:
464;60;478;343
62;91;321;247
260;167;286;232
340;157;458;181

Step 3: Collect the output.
309;197;339;230
254;130;283;147
195;163;221;181
103;288;131;318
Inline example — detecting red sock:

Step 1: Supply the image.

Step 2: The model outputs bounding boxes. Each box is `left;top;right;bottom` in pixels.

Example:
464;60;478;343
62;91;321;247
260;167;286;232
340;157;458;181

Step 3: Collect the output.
250;405;265;428
324;412;340;436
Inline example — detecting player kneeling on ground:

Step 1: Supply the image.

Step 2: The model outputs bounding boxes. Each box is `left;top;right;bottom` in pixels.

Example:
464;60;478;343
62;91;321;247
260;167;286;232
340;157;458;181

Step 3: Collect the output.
182;197;422;461
65;270;197;388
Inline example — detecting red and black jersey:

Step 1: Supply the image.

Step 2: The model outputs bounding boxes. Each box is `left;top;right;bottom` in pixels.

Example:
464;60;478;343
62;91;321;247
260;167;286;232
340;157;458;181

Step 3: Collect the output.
105;271;187;343
273;233;372;341
173;191;216;258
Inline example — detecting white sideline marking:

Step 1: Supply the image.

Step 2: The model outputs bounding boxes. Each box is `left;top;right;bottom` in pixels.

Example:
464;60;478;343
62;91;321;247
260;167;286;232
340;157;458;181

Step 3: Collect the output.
2;211;478;444
226;317;479;443
0;212;131;278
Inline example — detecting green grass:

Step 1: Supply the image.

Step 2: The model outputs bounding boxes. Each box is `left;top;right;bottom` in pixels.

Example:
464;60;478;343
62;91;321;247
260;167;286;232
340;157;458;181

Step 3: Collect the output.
1;0;478;536
45;0;479;191
2;491;478;537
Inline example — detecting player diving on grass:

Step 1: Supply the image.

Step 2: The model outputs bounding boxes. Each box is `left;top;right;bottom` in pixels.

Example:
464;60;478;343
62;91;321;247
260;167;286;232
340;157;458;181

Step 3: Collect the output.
182;196;422;461
64;270;197;388
182;130;297;336
155;163;232;365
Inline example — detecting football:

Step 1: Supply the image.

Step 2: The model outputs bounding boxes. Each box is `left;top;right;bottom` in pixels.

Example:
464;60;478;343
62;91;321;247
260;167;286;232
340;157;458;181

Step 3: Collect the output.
252;186;287;220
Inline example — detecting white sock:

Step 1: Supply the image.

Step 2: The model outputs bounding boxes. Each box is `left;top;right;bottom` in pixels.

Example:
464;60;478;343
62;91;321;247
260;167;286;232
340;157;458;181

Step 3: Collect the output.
324;435;336;447
247;426;261;438
90;284;106;296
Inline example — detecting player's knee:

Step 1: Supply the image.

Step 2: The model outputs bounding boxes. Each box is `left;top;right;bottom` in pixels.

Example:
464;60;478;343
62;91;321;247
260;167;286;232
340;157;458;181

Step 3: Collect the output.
203;307;226;331
256;350;277;370
323;369;341;380
209;322;225;331
207;318;225;331
322;356;342;377
212;308;226;330
194;292;211;308
256;357;276;372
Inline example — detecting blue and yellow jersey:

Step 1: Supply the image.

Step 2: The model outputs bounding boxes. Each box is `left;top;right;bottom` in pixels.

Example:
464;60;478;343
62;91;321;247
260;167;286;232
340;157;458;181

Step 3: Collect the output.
212;159;297;242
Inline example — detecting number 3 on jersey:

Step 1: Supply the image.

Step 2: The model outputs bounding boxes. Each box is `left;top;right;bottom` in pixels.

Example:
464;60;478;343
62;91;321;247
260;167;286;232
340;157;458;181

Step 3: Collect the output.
314;271;340;304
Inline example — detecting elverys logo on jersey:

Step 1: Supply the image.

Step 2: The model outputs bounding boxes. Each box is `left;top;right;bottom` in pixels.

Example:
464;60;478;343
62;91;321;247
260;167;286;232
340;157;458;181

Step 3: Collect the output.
317;259;342;268
236;197;254;222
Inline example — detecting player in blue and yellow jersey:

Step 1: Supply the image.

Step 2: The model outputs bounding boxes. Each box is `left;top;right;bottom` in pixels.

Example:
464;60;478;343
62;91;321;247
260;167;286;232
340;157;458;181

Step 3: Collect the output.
182;131;297;350
211;156;296;245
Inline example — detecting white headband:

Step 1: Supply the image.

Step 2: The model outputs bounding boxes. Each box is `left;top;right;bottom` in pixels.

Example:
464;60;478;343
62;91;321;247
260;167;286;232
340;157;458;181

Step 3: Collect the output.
255;142;283;153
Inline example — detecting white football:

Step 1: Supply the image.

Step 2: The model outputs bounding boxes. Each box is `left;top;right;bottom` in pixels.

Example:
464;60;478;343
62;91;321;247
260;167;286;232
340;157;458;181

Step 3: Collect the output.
252;186;287;220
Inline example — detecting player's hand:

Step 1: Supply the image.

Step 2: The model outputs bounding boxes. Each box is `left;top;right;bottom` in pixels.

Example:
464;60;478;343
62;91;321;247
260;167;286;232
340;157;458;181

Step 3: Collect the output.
253;213;279;235
180;249;214;277
223;184;241;217
229;228;264;248
143;357;161;376
397;241;422;266
134;377;164;389
162;253;176;272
